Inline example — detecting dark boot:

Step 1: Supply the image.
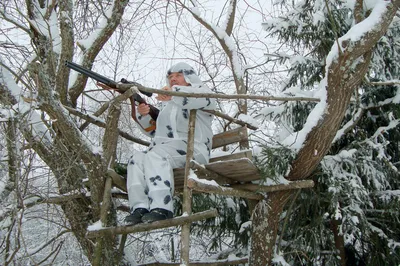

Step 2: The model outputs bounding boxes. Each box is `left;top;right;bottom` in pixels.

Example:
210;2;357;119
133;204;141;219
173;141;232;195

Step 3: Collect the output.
124;208;149;225
141;208;173;223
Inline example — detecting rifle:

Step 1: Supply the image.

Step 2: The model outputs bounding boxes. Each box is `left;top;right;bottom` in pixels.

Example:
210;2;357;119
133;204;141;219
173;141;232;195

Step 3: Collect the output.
65;60;159;121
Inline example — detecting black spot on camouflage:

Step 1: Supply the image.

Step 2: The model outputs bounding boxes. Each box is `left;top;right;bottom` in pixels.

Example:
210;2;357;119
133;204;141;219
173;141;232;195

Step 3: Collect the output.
164;195;171;204
183;69;195;75
182;97;188;106
176;150;187;155
182;109;188;119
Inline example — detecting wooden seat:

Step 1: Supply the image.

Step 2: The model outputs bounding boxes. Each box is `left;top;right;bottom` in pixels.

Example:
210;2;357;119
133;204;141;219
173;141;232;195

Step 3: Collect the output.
108;126;260;192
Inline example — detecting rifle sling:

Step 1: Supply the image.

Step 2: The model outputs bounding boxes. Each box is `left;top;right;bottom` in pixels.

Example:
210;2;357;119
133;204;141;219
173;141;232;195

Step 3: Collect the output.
129;96;156;133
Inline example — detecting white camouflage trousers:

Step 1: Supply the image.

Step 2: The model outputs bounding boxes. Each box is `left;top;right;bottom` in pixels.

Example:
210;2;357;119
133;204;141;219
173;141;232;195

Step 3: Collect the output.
127;140;206;212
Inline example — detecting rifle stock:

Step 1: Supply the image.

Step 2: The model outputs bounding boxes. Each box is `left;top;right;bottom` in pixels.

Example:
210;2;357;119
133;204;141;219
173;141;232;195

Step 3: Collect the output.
65;60;159;121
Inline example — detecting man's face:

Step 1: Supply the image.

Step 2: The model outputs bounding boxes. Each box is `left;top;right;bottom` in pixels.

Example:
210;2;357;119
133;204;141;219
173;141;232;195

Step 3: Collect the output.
168;72;189;87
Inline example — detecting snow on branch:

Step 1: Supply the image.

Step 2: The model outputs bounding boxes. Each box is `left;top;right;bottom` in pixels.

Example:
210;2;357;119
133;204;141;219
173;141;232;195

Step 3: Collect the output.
69;0;129;104
0;9;30;35
0;63;53;144
177;0;244;81
76;2;115;50
371;118;400;141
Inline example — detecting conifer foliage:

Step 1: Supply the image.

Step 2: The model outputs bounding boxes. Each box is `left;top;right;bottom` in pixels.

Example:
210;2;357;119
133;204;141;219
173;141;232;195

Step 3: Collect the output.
260;0;400;264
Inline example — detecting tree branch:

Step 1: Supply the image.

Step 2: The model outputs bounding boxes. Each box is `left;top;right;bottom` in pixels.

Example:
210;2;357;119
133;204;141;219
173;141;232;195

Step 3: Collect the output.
68;0;129;106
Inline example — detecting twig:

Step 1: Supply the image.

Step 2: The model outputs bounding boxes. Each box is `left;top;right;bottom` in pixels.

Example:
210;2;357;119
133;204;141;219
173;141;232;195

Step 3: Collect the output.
63;105;150;146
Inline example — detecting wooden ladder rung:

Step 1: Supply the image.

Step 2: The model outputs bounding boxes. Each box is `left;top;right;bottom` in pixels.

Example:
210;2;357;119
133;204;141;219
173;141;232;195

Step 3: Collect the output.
86;209;218;238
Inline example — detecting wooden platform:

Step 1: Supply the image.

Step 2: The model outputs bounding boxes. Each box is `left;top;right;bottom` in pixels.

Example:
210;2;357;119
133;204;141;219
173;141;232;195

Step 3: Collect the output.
173;150;260;189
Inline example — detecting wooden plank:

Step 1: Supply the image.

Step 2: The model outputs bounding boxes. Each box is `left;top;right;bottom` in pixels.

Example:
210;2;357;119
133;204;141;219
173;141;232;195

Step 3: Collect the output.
187;178;263;200
173;161;237;189
189;161;235;185
205;158;261;182
211;127;248;149
209;150;252;163
232;180;315;193
107;169;127;191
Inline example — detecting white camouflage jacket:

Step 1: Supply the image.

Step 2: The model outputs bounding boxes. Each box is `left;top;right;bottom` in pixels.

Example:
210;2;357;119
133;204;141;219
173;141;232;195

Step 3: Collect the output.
136;63;216;161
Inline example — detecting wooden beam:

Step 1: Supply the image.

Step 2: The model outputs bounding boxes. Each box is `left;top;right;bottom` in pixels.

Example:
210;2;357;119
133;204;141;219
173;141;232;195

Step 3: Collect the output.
181;109;197;265
187;178;264;200
107;169;127;191
205;158;261;182
212;126;248;149
232;180;315;193
190;161;235;185
86;209;218;238
209;150;252;163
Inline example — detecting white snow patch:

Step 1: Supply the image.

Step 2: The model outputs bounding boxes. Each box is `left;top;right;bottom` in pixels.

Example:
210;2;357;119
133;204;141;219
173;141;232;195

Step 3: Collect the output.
87;220;103;231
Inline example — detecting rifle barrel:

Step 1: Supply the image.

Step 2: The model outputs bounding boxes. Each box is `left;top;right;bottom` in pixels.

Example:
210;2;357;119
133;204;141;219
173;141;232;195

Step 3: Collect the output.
65;60;159;121
65;61;117;88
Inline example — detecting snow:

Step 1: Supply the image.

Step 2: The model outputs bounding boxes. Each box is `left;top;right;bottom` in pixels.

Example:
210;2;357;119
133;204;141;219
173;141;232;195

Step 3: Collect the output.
220;0;235;32
312;10;326;25
27;4;49;39
191;9;244;79
188;169;219;187
239;221;251;233
262;175;290;186
392;85;400;103
210;149;231;158
87;220;103;231
272;251;290;266
0;62;53;143
49;9;61;55
333;108;363;143
77;2;115;50
281;79;327;150
237;113;257;128
92;145;103;155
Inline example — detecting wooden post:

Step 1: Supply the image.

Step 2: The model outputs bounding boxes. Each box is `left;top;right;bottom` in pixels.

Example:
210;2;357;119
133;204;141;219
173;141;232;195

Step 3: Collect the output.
181;109;197;265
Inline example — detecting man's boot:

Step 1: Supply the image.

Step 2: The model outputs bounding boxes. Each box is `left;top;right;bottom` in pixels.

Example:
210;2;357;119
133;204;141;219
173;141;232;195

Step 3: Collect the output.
124;208;149;225
141;208;173;223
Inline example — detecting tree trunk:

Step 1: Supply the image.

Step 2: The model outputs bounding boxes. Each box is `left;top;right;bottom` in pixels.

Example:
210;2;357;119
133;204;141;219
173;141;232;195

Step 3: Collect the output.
331;217;347;266
249;191;292;265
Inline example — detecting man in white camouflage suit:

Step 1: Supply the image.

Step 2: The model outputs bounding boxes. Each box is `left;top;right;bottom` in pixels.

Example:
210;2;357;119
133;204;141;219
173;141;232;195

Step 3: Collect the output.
125;62;216;224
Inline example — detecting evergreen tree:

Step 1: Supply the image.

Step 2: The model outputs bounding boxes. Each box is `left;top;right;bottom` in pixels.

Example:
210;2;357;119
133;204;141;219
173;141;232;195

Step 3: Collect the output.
260;0;400;264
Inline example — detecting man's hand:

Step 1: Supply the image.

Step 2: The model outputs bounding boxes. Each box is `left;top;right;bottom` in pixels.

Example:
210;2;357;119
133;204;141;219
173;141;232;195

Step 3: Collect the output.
137;103;150;116
156;86;172;102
